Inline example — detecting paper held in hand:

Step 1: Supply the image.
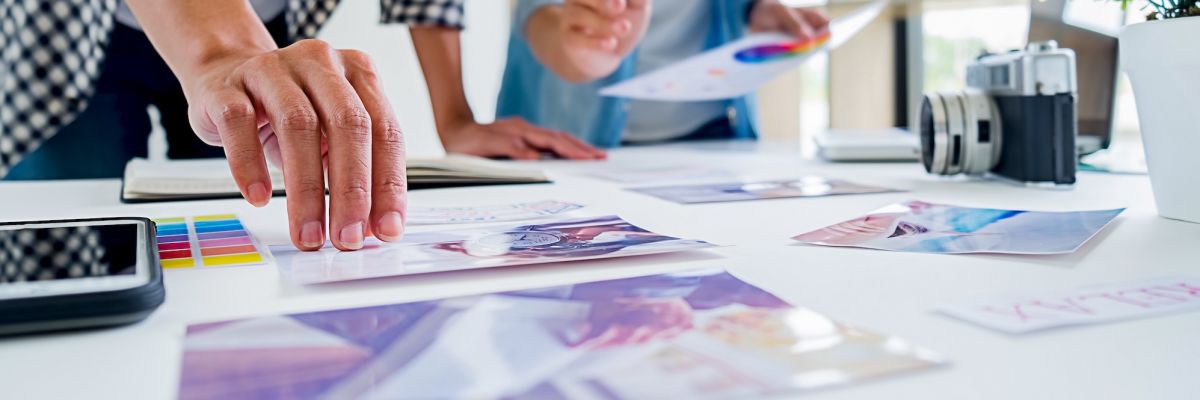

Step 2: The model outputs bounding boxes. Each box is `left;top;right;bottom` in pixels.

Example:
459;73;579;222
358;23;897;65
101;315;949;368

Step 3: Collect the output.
599;0;887;101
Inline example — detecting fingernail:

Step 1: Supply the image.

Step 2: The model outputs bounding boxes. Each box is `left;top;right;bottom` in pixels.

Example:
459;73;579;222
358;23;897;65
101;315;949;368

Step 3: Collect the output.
300;221;324;248
602;37;618;50
376;212;405;241
614;20;630;34
248;182;269;207
339;221;364;250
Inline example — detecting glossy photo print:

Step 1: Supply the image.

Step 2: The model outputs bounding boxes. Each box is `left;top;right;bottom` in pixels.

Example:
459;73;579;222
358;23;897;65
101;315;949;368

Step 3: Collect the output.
793;201;1125;254
628;177;900;204
272;216;714;284
178;269;944;400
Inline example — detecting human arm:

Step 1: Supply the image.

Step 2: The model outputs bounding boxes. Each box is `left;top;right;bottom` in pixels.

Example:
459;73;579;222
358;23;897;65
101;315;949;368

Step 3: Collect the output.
409;28;606;160
126;0;407;251
523;0;651;83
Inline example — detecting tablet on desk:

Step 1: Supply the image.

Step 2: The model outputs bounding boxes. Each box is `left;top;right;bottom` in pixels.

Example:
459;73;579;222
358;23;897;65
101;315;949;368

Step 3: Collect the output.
815;128;921;162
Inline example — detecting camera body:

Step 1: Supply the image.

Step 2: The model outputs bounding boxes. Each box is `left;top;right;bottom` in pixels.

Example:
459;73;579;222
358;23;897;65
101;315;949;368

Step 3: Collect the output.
920;41;1079;185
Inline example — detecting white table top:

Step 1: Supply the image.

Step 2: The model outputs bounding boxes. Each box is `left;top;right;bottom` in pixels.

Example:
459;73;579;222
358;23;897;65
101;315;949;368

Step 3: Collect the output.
1;140;1196;400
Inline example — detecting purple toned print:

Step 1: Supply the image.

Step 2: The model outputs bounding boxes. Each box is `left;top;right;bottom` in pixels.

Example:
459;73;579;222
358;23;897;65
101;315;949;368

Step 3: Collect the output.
179;270;788;400
156;234;190;243
196;230;248;241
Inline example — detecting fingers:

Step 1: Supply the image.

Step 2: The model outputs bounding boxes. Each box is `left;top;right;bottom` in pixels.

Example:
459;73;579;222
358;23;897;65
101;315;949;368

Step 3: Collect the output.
299;50;374;252
510;120;605;160
504;136;542;161
779;6;817;41
204;90;273;207
241;60;328;252
802;9;831;35
563;0;633;51
342;49;408;244
569;0;627;16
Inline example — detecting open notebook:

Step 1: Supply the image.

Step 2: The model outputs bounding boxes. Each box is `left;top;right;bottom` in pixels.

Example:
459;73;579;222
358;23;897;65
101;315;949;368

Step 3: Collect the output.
121;155;549;203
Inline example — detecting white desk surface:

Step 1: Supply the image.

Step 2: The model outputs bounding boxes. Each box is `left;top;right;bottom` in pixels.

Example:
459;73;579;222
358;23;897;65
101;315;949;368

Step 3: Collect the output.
1;140;1196;400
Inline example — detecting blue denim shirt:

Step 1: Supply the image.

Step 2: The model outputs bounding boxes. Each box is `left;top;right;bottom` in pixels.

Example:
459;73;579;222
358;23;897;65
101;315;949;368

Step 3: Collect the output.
497;0;759;148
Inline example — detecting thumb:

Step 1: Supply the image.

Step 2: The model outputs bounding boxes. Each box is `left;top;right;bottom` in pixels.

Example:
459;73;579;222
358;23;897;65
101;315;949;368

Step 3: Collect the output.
188;105;223;146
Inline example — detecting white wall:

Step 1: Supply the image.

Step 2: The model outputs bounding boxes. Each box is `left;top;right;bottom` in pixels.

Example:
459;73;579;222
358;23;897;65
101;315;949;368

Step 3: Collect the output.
317;0;512;157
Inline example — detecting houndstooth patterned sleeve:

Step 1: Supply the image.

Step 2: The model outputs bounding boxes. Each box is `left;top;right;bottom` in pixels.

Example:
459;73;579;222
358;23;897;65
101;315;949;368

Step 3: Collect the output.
379;0;465;30
0;0;118;178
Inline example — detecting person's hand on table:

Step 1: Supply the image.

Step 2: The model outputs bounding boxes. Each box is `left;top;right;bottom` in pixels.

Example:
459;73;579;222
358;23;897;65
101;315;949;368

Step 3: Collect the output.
184;40;407;252
748;0;830;41
441;117;607;161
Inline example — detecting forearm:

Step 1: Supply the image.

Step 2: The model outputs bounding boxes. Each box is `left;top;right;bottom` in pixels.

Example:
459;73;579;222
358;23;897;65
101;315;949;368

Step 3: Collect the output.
125;0;277;96
410;27;475;139
525;6;631;83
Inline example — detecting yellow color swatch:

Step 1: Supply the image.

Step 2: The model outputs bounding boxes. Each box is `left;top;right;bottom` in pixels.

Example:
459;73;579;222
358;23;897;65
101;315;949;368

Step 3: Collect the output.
152;217;186;224
194;214;238;222
161;258;196;269
202;253;264;267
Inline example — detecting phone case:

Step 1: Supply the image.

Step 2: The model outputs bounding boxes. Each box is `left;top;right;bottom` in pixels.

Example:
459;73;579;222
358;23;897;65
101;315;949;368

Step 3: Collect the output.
0;217;166;336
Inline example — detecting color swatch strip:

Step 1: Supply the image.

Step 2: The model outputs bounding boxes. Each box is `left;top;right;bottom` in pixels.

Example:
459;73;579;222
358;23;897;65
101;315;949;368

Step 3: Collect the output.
733;31;831;64
152;215;266;269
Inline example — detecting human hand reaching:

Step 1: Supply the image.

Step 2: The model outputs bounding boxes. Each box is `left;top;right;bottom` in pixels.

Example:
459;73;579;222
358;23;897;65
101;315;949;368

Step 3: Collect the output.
560;0;651;53
441;117;606;161
185;40;407;252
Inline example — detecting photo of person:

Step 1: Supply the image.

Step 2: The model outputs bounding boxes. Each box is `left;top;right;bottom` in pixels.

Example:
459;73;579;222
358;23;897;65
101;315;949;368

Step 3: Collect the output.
178;269;942;400
793;201;1125;254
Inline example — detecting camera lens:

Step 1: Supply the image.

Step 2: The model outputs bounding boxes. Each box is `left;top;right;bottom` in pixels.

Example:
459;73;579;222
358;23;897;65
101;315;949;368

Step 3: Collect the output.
918;90;1003;177
920;97;936;173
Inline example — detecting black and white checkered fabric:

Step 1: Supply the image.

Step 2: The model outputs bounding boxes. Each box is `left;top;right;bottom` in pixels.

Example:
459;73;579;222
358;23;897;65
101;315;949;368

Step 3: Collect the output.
1;0;464;178
0;0;118;178
380;0;465;29
0;226;106;282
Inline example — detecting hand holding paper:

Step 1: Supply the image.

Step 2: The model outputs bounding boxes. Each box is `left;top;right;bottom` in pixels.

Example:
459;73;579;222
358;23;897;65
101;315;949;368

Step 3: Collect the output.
600;0;887;101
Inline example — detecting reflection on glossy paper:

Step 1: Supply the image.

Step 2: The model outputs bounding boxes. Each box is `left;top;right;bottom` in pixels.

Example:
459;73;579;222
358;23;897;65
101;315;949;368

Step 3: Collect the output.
178;268;943;400
272;216;715;284
794;200;1124;254
406;200;583;225
628;177;899;204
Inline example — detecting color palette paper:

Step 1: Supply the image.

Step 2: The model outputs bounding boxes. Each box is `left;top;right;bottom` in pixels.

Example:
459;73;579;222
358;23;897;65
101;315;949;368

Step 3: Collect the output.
599;0;885;101
733;32;831;64
153;215;267;269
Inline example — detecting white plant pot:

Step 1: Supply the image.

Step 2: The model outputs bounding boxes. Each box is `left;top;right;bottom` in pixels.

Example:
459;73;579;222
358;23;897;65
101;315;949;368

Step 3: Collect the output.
1120;17;1200;224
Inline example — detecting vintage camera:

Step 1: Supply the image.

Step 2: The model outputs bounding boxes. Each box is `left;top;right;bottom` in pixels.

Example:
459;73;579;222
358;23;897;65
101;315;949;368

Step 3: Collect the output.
919;41;1078;185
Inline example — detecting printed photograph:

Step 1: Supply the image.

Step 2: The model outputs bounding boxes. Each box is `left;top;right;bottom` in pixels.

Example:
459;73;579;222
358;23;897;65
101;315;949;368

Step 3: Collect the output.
272;216;715;284
793;201;1125;254
629;177;899;204
178;269;943;400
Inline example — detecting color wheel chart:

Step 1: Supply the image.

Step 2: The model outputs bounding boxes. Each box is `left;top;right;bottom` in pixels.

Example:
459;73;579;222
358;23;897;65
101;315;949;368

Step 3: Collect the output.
153;215;268;269
733;32;831;63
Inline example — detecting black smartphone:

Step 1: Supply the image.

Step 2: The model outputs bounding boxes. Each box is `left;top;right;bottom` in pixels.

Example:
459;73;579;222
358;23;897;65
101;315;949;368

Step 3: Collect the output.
0;217;165;336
